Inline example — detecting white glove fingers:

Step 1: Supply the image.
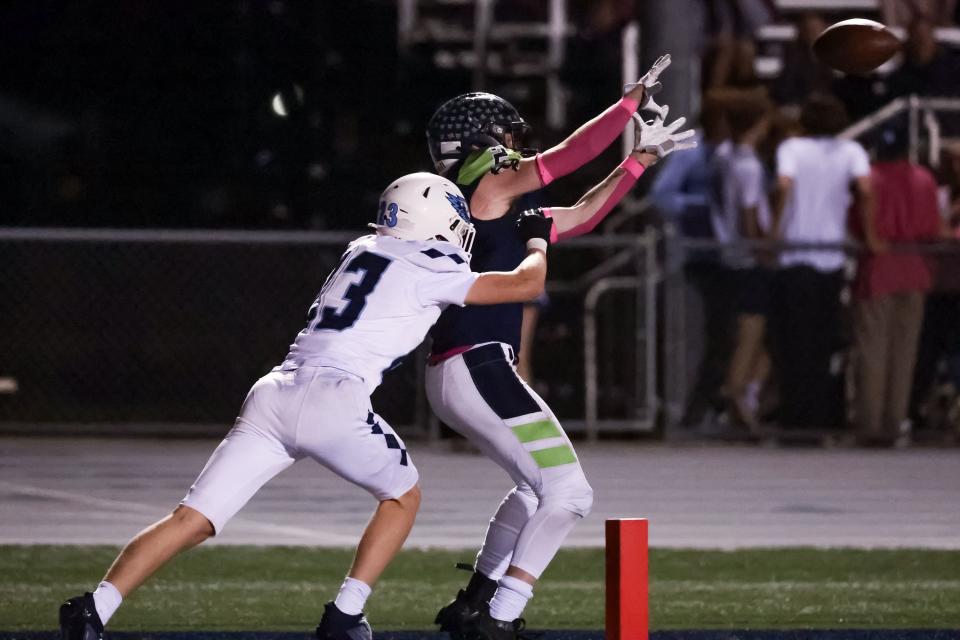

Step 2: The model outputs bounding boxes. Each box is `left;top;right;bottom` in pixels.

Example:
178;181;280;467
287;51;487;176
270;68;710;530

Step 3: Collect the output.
672;128;696;142
646;54;671;82
676;140;699;151
665;116;687;133
640;99;667;119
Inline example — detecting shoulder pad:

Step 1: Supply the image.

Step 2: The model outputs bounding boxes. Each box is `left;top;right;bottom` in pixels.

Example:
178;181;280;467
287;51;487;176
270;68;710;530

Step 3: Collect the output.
404;242;471;273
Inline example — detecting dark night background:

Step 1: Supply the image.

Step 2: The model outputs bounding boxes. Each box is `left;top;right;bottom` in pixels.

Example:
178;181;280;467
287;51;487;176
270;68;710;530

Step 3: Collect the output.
0;1;466;230
0;1;625;232
0;0;627;426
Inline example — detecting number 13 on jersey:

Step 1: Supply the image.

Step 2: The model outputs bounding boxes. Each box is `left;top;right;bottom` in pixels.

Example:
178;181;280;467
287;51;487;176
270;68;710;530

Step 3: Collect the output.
307;251;392;332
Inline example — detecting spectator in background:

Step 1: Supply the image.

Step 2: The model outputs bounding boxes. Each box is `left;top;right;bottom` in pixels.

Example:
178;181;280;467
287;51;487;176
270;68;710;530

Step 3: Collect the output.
888;16;960;98
770;94;880;430
851;126;944;447
651;94;730;241
772;12;835;111
703;0;777;90
709;94;774;432
651;94;734;425
881;0;957;26
909;142;960;435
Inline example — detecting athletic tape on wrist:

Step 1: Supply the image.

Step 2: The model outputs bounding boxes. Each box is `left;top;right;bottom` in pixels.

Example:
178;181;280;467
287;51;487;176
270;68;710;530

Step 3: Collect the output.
526;238;548;252
619;156;645;180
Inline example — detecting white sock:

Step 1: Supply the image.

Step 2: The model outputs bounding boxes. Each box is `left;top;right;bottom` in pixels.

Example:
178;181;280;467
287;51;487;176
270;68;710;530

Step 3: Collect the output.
333;577;371;615
488;575;533;622
475;486;539;580
92;581;123;625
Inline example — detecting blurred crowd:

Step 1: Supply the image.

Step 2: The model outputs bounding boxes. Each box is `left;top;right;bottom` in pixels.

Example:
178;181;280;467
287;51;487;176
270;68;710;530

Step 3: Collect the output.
653;2;960;445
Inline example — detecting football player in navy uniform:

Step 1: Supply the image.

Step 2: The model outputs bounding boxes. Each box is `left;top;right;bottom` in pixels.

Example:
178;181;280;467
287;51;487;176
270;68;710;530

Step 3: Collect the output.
425;57;696;639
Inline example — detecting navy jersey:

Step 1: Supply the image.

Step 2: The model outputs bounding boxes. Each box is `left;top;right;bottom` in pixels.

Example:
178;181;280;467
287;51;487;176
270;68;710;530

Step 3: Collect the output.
430;177;539;356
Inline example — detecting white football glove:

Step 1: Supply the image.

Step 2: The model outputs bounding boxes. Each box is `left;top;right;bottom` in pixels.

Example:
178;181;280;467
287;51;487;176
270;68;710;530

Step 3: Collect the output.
632;109;697;158
624;53;671;117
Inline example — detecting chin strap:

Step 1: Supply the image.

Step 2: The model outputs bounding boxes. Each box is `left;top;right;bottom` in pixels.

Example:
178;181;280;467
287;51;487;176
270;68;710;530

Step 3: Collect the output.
456;146;524;185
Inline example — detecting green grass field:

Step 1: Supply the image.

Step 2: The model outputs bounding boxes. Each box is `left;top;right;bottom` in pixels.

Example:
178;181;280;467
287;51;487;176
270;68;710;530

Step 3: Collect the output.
3;546;959;631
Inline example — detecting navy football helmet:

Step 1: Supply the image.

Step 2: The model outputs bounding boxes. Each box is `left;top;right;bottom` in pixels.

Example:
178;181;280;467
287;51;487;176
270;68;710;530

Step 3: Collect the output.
426;92;533;173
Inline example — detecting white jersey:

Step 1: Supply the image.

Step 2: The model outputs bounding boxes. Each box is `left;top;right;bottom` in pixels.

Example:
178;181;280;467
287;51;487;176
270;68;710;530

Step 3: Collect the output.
279;234;478;392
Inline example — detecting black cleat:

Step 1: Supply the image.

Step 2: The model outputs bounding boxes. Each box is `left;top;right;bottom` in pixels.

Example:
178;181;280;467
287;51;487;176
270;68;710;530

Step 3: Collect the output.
461;610;530;640
316;601;372;640
435;566;498;637
59;593;104;640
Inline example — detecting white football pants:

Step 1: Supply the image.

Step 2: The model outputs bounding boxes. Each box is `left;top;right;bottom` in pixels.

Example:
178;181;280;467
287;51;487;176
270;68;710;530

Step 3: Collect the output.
425;342;593;579
181;366;419;533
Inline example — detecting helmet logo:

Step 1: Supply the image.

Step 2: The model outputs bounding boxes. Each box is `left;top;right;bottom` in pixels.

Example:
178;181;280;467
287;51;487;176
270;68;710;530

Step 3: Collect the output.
445;192;470;222
378;201;399;227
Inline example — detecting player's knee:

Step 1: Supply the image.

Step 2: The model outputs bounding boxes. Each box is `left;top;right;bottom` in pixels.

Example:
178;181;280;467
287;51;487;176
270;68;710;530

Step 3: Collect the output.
564;479;593;517
544;477;593;518
515;483;539;509
395;483;421;513
172;505;215;544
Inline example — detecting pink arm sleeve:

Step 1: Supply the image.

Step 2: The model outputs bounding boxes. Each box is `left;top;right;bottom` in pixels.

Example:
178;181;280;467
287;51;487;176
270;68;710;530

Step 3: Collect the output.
544;156;645;242
535;97;640;186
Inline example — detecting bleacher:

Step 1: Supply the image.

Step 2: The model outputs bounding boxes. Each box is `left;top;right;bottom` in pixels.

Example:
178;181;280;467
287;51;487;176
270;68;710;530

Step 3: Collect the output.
756;0;960;78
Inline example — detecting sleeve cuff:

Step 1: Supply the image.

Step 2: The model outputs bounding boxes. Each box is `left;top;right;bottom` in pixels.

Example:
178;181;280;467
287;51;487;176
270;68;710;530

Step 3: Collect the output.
619;96;640;113
619;156;645;180
535;153;555;186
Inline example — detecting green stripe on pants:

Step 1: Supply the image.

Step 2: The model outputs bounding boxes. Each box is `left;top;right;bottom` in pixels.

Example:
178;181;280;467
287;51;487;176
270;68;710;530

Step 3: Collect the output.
512;419;562;443
530;445;577;468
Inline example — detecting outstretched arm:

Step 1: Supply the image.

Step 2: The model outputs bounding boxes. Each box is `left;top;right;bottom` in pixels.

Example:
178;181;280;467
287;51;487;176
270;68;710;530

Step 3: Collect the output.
478;55;673;200
549;110;698;241
464;210;554;305
465;249;547;305
548;152;655;241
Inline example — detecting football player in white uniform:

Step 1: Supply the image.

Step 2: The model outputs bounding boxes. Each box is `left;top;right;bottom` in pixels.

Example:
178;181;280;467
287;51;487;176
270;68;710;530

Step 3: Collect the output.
58;172;555;640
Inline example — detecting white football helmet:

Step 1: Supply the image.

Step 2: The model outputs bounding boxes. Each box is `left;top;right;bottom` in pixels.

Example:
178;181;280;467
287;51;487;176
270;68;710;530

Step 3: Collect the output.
371;172;476;256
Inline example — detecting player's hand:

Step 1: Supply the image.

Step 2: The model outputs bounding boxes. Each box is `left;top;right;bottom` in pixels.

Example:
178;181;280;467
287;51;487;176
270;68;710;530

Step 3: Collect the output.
632;109;697;159
624;53;670;117
517;208;552;251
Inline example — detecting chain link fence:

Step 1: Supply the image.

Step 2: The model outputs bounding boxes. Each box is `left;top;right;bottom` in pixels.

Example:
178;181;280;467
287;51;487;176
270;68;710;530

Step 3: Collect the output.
0;229;656;438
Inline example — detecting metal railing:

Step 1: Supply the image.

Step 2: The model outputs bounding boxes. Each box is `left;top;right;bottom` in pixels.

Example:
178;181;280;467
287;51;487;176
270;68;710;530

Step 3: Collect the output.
841;96;960;166
0;227;656;438
582;229;659;439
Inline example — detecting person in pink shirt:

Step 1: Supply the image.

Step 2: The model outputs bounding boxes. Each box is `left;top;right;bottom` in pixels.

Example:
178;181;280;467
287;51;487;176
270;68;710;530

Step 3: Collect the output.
852;126;945;447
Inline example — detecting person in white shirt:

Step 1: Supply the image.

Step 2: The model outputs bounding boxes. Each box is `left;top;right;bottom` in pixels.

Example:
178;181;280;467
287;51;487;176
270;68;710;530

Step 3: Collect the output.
58;173;555;640
770;94;879;430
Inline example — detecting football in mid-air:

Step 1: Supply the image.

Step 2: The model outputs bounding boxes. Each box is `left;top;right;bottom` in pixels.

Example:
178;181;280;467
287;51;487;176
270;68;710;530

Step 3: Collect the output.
813;18;902;75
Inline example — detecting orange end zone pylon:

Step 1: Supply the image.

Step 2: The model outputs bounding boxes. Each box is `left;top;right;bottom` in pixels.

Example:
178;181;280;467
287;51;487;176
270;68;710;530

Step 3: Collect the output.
605;518;648;640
